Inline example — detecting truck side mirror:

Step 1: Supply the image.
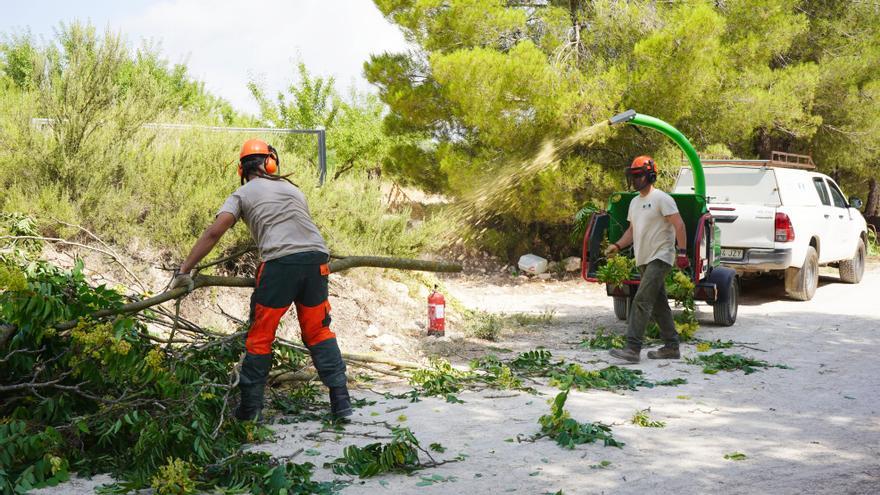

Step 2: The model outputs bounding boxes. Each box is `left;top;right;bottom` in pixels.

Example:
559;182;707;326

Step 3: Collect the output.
849;196;863;209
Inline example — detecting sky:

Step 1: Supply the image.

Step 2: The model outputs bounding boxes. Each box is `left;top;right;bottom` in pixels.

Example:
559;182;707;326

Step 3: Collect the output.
1;0;410;115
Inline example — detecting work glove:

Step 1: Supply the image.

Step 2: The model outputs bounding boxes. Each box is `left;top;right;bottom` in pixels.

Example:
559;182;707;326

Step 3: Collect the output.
170;270;194;293
604;243;621;257
675;249;690;270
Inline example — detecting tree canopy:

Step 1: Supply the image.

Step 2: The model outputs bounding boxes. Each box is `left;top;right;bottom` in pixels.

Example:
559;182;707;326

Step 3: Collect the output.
367;0;880;255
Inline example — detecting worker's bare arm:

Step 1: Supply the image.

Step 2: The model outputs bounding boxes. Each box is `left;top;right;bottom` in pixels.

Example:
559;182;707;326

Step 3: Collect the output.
665;213;687;251
179;213;237;273
605;225;634;255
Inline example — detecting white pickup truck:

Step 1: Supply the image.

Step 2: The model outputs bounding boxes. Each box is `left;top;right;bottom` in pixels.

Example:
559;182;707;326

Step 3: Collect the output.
673;153;868;301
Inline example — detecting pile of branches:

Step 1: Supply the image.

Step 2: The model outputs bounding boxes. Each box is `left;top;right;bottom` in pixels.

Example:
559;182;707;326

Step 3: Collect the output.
0;231;459;494
0;256;329;493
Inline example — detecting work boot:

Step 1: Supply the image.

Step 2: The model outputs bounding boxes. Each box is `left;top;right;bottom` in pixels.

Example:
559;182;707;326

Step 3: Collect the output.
647;346;680;360
234;352;273;422
234;383;264;422
609;347;641;363
309;338;347;390
329;385;353;419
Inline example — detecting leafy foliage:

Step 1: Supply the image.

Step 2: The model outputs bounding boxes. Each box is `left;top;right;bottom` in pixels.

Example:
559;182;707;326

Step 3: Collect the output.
203;453;335;495
369;0;880;252
596;256;636;288
0;249;326;494
325;427;425;478
571;202;601;243
463;310;503;341
508;348;555;373
509;310;556;326
0;421;69;494
150;458;197;495
408;358;472;397
867;229;879;257
475;348;683;392
551;364;655;392
468;355;524;391
687;352;790;375
695;339;735;352
666;269;698;340
248;61;402;182
270;383;331;423
580;329;625;350
630;409;665;428
461;310;555;341
0;22;447;261
537;385;622;449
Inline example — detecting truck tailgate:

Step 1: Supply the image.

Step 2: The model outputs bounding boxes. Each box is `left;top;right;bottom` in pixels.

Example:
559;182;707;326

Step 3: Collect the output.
709;204;776;253
674;166;782;256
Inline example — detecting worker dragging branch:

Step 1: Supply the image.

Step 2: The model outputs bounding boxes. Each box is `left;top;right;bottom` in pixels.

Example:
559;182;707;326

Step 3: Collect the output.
171;139;351;421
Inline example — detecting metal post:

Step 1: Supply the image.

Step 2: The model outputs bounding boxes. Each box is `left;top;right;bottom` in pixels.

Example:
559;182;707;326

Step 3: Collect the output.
317;129;327;185
30;118;329;186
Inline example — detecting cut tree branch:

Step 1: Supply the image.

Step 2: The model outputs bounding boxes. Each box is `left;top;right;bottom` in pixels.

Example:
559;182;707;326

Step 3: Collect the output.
49;256;460;331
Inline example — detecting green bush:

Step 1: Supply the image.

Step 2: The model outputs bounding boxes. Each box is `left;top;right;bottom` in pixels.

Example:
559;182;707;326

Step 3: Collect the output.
463;310;503;340
0;22;449;261
868;230;879;257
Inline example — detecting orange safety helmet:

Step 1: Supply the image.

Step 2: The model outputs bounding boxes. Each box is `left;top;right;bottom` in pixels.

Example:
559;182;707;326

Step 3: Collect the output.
238;138;279;177
625;155;657;190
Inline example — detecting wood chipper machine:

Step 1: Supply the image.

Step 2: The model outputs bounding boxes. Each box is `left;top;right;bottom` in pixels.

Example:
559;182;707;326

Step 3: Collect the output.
580;110;739;326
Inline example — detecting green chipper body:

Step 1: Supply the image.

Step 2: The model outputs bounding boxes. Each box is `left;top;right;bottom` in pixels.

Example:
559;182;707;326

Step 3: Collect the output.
580;110;738;327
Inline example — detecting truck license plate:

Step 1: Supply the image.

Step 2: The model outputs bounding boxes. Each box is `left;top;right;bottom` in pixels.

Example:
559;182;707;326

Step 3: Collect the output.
721;248;744;259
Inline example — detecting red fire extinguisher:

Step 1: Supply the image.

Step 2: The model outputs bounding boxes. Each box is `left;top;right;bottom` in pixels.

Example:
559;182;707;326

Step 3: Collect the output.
427;285;445;337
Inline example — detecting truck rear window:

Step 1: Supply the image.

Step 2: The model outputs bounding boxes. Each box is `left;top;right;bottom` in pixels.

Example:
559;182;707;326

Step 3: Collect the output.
674;167;781;206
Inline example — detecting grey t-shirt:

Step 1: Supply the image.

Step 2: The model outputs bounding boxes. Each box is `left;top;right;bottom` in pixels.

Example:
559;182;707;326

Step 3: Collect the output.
218;178;329;261
627;189;678;267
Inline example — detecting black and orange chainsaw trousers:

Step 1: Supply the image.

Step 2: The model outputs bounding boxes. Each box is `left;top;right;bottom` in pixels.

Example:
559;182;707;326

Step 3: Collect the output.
236;251;347;419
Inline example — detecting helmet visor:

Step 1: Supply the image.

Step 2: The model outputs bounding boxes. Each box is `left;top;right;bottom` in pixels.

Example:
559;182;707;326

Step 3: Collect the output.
625;168;649;190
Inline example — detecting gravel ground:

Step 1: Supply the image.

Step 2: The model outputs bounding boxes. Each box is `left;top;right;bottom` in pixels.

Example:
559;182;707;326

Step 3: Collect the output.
43;261;880;494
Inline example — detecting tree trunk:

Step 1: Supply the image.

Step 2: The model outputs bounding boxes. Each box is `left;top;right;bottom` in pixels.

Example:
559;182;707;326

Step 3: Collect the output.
754;128;773;159
830;168;841;184
866;178;879;216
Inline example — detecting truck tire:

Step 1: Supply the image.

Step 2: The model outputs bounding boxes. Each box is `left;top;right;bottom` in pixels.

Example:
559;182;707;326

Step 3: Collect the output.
838;239;866;284
713;275;739;327
613;296;629;321
785;246;818;301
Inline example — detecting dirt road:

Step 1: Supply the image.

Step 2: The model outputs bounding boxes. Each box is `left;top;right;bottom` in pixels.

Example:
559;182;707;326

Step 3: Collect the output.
295;263;880;495
43;263;879;494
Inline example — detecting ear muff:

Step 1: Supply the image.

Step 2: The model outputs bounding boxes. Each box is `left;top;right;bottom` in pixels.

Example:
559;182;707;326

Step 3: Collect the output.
238;139;277;179
264;146;279;175
627;159;657;184
645;159;657;184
